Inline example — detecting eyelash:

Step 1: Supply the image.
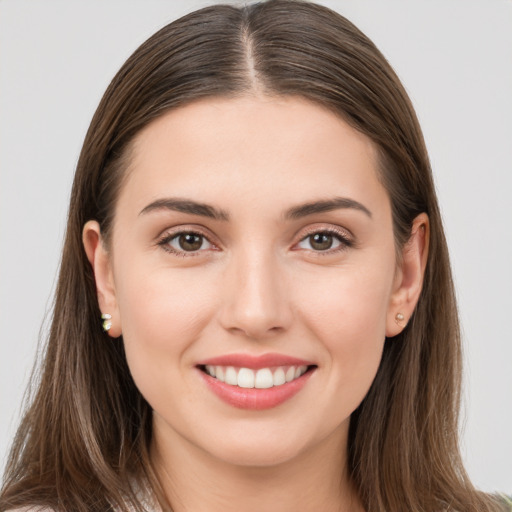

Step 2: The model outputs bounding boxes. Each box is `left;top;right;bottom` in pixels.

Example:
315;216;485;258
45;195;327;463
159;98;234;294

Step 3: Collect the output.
297;227;354;256
156;227;353;258
157;230;214;258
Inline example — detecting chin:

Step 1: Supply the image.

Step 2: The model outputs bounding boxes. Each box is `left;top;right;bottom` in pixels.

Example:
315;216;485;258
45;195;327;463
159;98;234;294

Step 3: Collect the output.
196;419;329;469
209;438;308;469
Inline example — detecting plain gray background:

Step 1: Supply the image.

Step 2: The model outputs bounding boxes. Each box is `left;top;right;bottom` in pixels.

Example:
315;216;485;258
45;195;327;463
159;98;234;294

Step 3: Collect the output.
1;0;511;493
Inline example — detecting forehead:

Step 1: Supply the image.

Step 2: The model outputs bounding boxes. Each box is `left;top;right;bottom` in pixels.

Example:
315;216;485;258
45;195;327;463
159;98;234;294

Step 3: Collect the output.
118;95;388;221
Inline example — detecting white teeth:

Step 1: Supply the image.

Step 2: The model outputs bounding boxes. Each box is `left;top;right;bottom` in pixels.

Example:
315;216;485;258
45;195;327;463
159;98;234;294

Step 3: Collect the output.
225;366;238;385
215;366;225;383
294;365;307;379
273;367;286;386
285;366;295;382
238;368;255;388
255;368;273;389
204;364;311;388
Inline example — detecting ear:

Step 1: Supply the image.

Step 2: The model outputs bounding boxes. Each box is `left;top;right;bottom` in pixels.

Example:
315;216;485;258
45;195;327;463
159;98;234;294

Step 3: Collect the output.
82;220;122;337
386;213;429;337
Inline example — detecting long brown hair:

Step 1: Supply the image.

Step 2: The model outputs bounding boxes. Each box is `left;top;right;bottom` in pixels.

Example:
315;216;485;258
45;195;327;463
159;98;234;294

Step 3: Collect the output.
1;2;507;511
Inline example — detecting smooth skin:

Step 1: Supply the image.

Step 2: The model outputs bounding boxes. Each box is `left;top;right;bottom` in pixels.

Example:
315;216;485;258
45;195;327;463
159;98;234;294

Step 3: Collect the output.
83;96;429;512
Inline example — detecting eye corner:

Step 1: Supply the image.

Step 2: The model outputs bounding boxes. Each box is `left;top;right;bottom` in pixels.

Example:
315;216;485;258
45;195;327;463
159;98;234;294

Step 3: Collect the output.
293;226;355;256
156;228;219;258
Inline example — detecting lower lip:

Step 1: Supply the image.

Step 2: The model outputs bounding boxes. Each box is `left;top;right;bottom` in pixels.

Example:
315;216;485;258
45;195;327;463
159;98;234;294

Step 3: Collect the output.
198;368;314;410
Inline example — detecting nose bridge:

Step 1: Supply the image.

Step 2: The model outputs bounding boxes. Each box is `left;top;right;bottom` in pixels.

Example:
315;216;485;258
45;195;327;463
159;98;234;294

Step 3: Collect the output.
219;241;292;339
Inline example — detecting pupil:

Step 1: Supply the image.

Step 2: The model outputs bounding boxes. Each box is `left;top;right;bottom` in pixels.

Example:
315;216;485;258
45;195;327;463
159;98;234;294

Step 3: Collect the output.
311;233;332;250
179;233;202;251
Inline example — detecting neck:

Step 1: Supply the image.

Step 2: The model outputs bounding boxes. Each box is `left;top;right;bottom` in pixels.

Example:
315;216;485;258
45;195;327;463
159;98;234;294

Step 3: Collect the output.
150;420;364;512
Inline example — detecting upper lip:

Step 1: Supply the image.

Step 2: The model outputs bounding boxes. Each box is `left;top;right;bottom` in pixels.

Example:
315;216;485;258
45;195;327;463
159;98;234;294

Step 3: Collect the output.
196;353;316;370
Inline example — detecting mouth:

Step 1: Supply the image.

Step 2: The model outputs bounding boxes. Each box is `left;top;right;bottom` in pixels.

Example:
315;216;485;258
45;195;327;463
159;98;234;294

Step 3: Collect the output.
195;354;317;410
198;364;314;389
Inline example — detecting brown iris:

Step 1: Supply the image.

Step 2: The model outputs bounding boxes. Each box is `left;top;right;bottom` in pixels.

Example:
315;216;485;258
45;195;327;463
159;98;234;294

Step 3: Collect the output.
178;233;203;251
309;233;334;251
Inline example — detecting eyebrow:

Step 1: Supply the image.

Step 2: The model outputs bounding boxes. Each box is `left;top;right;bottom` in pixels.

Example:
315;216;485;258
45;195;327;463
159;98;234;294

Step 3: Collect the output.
139;198;230;221
139;196;372;221
283;197;372;220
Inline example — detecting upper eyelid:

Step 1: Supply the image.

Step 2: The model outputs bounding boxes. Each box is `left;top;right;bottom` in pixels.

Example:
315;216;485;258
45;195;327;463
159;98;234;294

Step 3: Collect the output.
157;230;216;258
157;224;354;252
158;225;217;242
299;225;352;239
157;224;354;243
295;227;354;253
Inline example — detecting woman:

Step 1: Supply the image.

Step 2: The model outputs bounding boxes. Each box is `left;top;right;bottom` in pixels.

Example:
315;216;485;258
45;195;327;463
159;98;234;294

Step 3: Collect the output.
1;1;509;511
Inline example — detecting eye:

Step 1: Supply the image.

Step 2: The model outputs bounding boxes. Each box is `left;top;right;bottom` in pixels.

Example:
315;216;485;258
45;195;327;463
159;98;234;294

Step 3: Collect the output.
158;231;214;256
296;229;352;253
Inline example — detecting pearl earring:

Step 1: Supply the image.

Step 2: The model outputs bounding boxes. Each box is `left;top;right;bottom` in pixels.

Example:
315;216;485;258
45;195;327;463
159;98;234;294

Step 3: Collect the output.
395;312;405;323
101;313;112;332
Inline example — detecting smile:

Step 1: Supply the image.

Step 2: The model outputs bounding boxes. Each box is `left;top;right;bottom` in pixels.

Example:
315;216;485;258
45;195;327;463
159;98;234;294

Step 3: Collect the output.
196;354;317;410
202;365;309;389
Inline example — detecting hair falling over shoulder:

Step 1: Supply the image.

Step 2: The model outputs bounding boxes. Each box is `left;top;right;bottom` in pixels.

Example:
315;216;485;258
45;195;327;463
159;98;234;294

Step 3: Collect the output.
1;2;509;511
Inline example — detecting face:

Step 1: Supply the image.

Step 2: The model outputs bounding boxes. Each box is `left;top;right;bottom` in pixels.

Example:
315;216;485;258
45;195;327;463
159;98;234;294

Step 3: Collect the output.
89;96;412;468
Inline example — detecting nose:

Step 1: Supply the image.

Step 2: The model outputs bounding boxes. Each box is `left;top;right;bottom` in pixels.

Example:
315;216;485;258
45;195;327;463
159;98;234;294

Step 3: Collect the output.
219;247;293;340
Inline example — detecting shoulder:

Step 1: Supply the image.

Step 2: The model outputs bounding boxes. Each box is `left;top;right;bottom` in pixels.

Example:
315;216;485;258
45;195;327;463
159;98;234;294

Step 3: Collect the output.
5;508;54;512
2;481;159;512
498;494;512;511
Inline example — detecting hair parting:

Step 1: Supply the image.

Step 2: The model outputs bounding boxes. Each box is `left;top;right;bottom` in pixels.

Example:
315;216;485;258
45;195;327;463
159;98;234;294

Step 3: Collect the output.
1;2;508;511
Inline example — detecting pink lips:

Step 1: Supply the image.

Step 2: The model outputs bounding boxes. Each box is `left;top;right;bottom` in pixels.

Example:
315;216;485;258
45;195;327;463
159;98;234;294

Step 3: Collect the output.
197;353;313;369
196;353;316;410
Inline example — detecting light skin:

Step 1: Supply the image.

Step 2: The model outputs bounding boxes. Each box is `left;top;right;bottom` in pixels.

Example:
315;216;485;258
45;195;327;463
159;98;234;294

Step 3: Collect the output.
83;95;429;512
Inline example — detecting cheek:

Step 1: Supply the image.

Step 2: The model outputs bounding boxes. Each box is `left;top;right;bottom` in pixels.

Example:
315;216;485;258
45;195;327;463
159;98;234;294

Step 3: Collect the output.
296;264;392;403
113;263;217;386
299;262;392;339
